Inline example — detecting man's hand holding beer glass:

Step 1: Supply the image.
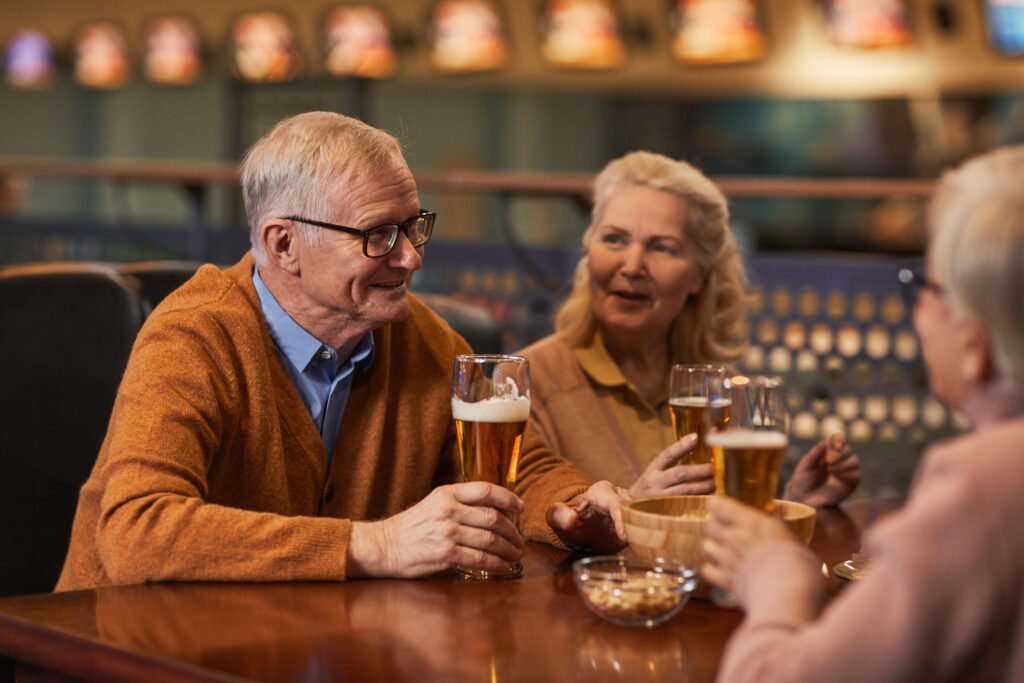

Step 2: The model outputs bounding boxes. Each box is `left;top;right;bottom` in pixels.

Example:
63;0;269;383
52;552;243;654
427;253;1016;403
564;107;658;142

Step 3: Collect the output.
347;482;526;579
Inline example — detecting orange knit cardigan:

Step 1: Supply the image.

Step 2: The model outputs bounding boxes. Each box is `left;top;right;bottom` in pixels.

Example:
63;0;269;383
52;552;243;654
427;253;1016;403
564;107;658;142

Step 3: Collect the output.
57;253;590;590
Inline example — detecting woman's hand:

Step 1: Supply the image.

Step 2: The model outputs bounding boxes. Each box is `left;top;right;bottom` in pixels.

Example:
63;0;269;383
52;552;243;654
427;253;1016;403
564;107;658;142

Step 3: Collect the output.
784;433;861;507
700;496;798;594
546;480;630;554
627;434;716;499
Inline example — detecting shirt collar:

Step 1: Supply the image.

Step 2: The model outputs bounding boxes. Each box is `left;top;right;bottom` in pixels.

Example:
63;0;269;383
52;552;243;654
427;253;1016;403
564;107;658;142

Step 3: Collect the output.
573;328;629;388
573;327;671;408
253;266;374;373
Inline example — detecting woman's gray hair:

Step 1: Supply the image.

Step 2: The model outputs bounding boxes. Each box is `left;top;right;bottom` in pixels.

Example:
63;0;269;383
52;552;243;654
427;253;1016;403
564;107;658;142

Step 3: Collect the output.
928;145;1024;388
555;151;751;364
241;111;403;265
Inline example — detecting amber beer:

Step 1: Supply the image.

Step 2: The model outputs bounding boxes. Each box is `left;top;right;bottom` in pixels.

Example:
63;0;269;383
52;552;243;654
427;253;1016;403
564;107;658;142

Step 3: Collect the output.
669;397;731;465
707;428;787;512
451;397;530;490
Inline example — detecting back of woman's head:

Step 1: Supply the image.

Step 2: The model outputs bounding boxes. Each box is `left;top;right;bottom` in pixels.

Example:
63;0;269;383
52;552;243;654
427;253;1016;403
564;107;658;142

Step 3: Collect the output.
556;151;750;363
930;145;1024;388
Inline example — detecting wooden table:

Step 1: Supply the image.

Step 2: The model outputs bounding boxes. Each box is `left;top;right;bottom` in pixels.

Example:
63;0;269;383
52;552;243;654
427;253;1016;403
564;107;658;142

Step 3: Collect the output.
0;500;896;683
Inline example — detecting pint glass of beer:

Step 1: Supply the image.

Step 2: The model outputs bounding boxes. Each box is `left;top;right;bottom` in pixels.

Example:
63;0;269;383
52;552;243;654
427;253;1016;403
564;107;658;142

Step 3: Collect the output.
668;364;727;464
703;374;788;513
451;354;531;579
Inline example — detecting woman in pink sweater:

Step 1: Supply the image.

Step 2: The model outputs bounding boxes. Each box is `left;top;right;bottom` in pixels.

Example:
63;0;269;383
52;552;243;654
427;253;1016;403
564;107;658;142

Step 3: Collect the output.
702;145;1024;682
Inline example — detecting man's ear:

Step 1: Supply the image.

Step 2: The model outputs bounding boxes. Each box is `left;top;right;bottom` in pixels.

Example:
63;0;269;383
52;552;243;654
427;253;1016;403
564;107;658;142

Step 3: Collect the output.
261;219;300;274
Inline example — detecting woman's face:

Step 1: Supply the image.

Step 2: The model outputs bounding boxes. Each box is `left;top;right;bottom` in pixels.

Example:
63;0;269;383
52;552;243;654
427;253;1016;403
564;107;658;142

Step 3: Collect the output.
587;183;705;342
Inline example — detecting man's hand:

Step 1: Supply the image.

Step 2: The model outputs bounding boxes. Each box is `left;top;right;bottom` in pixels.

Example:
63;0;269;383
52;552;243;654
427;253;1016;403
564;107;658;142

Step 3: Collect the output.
347;482;525;578
628;433;716;499
784;433;861;507
546;480;629;555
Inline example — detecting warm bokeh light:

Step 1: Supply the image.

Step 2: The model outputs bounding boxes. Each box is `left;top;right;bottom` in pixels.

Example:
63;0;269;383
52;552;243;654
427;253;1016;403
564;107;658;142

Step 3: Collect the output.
539;0;626;70
72;21;131;89
228;10;302;83
323;5;397;78
428;0;509;74
669;0;767;65
143;15;203;86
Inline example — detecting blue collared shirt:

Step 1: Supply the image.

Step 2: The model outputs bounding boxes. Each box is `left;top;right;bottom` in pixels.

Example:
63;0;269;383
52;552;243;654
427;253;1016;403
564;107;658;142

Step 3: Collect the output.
253;267;374;464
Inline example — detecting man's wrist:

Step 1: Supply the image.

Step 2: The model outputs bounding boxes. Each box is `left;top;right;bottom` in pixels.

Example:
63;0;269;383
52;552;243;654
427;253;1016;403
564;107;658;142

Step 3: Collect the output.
347;520;390;578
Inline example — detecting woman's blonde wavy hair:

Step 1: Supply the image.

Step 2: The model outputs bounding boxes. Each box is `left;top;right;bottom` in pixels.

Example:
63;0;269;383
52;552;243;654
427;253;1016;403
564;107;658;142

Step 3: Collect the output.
554;151;752;364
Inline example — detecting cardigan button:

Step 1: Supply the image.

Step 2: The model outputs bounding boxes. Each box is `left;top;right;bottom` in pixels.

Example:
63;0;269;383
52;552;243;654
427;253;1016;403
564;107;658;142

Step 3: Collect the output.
324;484;335;504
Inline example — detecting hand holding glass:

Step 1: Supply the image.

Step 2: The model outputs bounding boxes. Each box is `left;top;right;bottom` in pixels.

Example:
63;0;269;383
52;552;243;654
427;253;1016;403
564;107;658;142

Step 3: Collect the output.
451;354;531;579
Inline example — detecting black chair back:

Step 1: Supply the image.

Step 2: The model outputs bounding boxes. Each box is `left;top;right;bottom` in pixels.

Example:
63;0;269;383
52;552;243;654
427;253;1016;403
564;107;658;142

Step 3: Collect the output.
118;260;203;313
0;262;144;597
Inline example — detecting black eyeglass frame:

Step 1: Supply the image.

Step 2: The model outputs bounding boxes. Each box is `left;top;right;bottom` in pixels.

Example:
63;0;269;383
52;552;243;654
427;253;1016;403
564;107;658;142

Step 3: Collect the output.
283;210;435;258
897;264;944;306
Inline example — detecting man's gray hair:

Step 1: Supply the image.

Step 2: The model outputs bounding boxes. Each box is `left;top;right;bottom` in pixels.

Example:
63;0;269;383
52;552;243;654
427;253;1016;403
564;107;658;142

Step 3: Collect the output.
240;111;403;265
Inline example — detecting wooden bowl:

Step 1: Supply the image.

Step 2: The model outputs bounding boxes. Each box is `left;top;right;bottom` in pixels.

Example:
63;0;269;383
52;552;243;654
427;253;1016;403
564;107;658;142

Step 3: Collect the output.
621;496;816;570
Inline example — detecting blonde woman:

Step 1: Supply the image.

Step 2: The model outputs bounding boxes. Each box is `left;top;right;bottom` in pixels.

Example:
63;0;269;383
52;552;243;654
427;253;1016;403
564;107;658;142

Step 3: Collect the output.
516;151;858;504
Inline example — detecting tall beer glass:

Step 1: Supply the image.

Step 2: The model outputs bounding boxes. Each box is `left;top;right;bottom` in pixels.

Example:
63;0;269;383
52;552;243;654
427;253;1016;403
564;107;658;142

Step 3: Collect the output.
451;354;531;579
703;374;788;513
668;364;727;465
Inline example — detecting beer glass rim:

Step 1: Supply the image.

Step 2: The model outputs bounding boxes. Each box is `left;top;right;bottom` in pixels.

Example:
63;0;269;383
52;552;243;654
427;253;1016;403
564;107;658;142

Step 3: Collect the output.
455;354;528;364
726;374;783;388
671;363;725;371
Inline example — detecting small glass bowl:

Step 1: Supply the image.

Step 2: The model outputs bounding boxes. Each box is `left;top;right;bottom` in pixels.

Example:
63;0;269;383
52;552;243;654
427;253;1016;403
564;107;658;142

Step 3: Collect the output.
572;555;698;628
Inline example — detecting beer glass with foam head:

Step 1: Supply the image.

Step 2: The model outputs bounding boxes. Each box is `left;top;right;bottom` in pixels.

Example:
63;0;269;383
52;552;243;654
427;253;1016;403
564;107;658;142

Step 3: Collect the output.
703;374;789;513
451;354;531;579
668;364;727;465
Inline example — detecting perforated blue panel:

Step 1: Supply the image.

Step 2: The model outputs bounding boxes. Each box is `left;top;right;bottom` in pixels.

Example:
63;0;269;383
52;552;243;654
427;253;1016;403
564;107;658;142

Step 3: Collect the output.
416;241;951;499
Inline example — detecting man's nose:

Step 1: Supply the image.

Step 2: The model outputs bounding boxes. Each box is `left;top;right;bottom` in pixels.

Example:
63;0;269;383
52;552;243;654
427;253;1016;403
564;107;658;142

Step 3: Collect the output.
387;231;423;271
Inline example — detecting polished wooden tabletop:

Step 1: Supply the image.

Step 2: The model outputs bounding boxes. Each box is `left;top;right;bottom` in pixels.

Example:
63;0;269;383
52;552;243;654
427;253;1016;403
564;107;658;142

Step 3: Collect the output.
0;499;897;683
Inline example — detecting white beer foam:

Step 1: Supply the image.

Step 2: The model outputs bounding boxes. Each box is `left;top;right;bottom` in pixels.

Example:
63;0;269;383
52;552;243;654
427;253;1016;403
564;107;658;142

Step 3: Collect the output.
452;396;531;423
705;428;787;449
669;397;733;408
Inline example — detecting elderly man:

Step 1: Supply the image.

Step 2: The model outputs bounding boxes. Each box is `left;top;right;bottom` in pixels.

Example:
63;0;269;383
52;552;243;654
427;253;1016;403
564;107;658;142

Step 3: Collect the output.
57;112;623;589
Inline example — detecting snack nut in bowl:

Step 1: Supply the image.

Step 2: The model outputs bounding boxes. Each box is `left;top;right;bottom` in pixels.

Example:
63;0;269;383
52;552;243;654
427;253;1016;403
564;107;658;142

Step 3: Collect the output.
572;555;697;628
621;496;816;596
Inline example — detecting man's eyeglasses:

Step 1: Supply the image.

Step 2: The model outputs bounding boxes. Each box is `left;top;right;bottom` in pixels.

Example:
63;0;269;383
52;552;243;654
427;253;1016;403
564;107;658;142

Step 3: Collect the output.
284;210;436;258
897;264;944;307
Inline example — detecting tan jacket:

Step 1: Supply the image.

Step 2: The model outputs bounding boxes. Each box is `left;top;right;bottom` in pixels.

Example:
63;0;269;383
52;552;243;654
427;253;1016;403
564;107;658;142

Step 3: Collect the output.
57;253;589;590
517;334;650;489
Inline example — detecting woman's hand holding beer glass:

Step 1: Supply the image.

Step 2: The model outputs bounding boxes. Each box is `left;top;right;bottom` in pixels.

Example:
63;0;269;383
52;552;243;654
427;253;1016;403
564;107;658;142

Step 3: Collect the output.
628;435;715;498
699;496;800;597
628;363;726;498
